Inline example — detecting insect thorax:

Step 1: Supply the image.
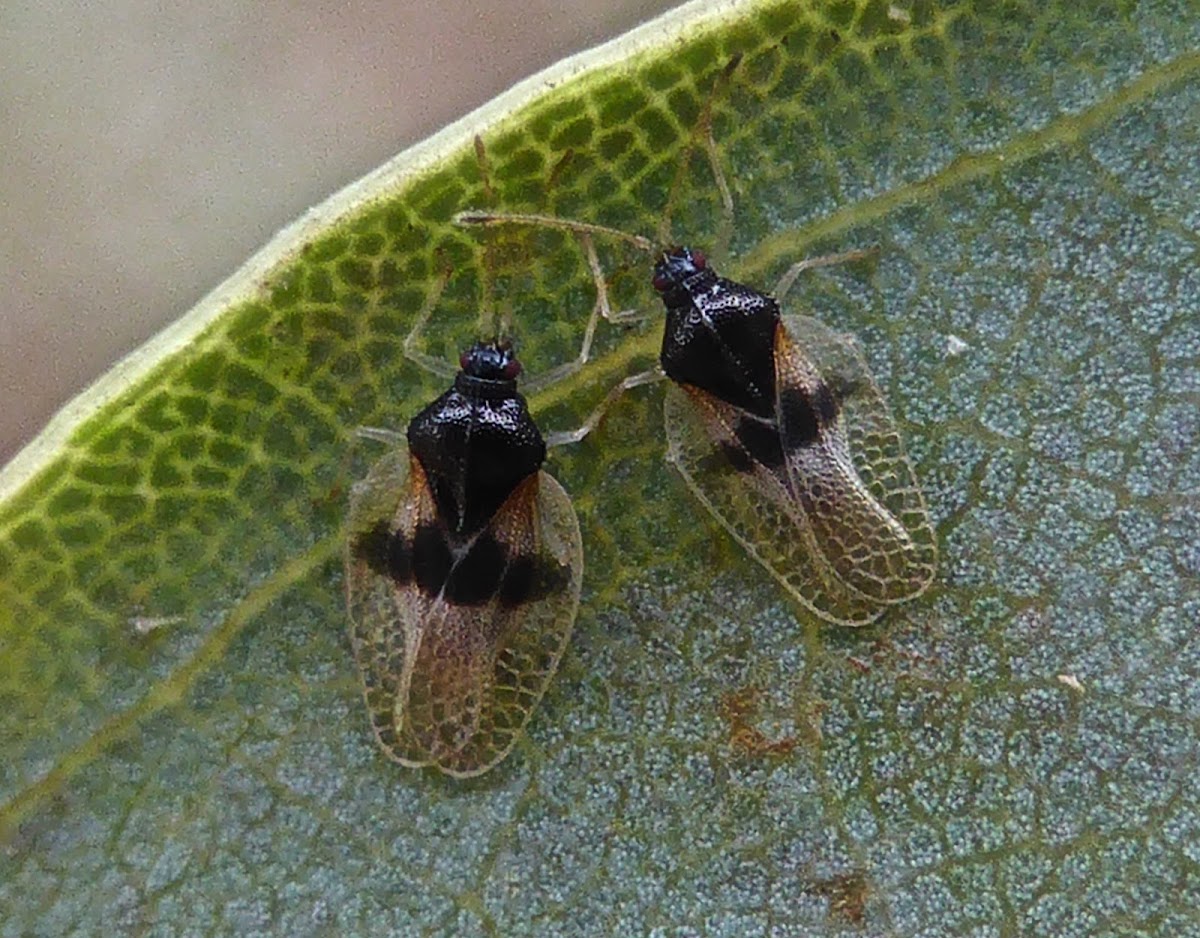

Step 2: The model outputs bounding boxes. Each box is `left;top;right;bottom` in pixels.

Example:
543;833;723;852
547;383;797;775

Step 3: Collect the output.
407;382;546;537
659;275;782;419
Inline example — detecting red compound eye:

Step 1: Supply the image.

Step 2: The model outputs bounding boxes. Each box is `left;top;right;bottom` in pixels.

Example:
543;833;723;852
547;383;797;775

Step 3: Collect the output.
502;358;522;380
690;248;707;270
459;352;471;371
652;271;670;291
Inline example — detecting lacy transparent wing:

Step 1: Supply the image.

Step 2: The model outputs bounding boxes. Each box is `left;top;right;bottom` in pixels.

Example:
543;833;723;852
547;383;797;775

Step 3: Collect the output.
344;444;416;760
345;447;583;776
665;384;885;625
663;316;935;626
775;319;937;604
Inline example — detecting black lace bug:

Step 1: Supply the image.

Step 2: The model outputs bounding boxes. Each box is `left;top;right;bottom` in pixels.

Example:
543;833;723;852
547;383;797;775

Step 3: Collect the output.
345;339;582;776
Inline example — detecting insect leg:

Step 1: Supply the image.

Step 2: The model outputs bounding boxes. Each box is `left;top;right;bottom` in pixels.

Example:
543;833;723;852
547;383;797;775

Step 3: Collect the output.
454;211;654;394
354;426;406;446
770;246;880;305
520;231;645;395
401;265;458;379
348;271;459;452
543;367;665;448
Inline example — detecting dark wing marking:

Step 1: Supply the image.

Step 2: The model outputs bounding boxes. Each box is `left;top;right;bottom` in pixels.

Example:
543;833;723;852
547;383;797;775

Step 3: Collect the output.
663;316;935;626
665;383;887;625
345;443;582;776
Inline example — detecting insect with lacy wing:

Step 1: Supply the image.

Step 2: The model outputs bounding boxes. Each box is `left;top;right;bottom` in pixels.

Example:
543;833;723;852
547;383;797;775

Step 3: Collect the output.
456;211;936;626
649;245;937;626
344;340;582;777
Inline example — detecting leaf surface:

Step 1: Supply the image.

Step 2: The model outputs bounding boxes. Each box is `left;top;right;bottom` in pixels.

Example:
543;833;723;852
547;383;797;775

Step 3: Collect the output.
3;1;1199;934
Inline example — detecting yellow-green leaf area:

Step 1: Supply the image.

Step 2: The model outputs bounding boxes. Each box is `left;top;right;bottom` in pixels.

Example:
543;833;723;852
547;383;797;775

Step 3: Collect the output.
3;0;1200;935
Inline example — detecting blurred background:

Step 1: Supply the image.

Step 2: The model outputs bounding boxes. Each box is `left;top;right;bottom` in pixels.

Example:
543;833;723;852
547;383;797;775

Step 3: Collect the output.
0;0;682;466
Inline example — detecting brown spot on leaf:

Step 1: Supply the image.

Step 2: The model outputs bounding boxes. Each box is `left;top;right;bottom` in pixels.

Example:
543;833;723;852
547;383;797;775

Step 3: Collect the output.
718;686;798;758
810;870;870;927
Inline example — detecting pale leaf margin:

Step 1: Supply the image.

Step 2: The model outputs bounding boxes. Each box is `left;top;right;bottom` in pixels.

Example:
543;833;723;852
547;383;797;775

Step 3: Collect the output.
0;0;744;503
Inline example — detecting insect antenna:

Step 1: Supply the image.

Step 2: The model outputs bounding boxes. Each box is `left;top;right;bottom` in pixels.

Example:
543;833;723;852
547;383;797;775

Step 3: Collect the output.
658;52;743;254
454;210;655;253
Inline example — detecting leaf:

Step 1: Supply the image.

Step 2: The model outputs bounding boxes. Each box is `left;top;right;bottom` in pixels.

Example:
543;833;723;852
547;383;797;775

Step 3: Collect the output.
3;1;1199;934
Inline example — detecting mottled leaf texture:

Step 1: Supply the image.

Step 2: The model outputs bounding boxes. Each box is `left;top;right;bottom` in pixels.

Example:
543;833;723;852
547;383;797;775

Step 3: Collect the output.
3;1;1200;936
